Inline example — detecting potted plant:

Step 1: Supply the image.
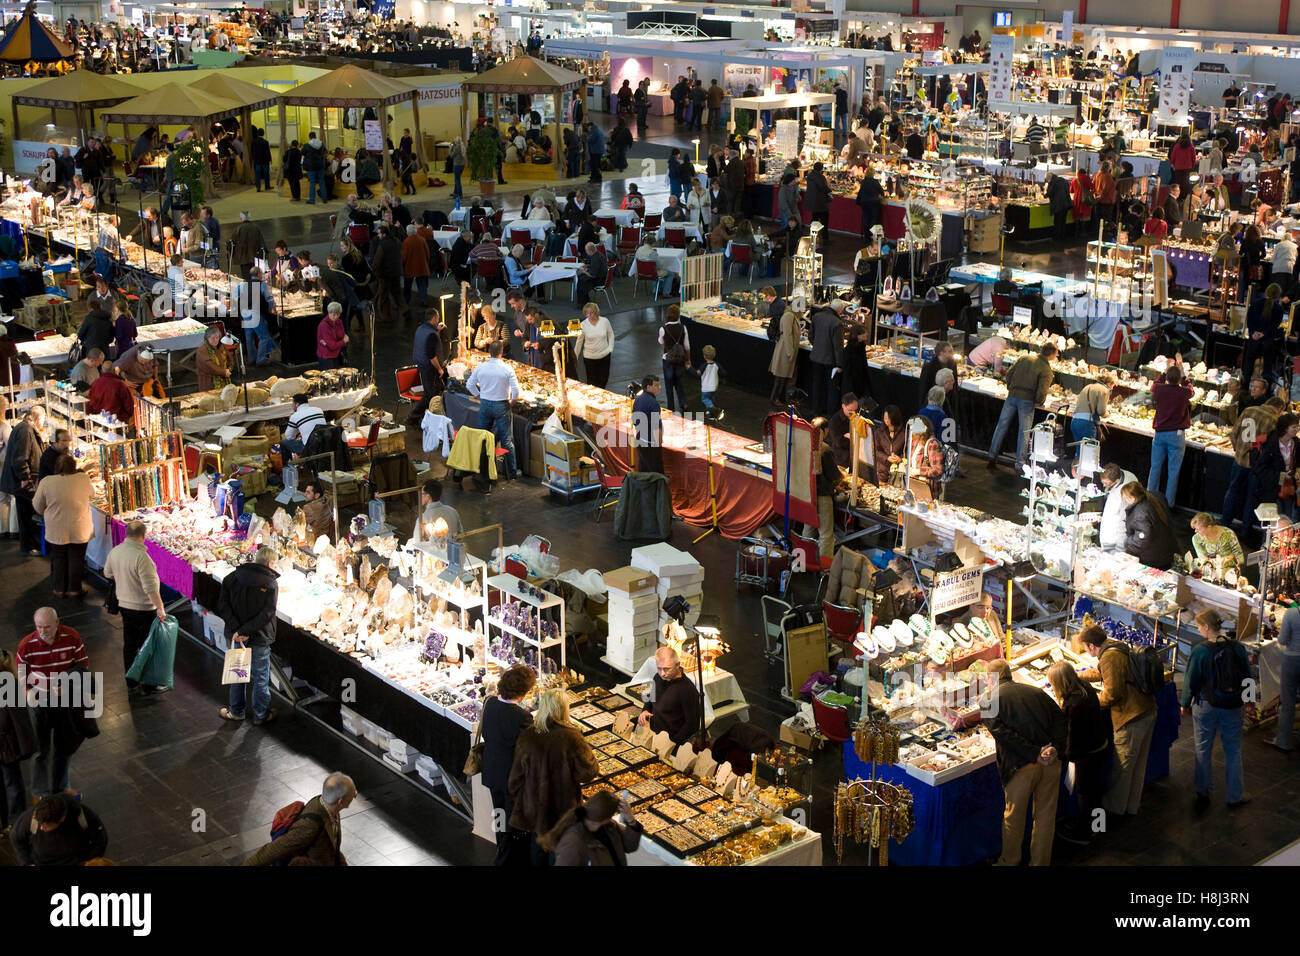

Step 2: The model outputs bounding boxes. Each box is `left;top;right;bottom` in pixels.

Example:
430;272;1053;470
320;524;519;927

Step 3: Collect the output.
467;124;499;198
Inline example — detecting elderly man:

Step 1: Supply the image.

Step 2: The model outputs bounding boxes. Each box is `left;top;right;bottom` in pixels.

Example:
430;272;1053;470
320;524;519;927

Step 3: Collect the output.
402;224;431;309
114;345;159;390
637;647;701;746
449;227;476;285
662;193;688;223
1;404;47;555
243;772;355;865
16;607;89;798
86;365;135;431
103;519;167;694
575;241;608;307
218;545;280;726
504;243;532;287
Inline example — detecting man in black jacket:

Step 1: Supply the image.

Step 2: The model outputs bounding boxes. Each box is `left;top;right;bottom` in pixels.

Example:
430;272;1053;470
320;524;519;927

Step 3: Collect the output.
481;663;536;866
370;223;404;323
251;128;273;192
637;647;701;746
76;298;115;358
985;660;1067;866
217;546;279;726
448;227;475;285
10;794;108;866
0;405;47;554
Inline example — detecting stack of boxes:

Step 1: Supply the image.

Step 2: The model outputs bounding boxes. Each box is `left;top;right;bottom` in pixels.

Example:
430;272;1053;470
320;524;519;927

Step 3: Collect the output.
543;428;586;489
632;543;704;630
603;566;660;674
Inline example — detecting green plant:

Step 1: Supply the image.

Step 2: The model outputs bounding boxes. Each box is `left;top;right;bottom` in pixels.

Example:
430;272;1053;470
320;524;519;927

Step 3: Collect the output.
466;124;499;181
173;136;205;206
734;109;751;140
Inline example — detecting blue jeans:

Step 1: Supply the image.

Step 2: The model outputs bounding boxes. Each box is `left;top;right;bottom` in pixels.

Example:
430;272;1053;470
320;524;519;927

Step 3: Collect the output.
1148;430;1186;505
988;396;1035;467
662;361;687;412
1221;463;1255;527
281;437;305;456
228;643;272;722
403;275;429;305
834;111;848;137
318;356;341;371
1192;701;1244;802
453;167;463;197
1278;655;1300;749
94;247;115;283
31;707;70;797
0;760;25;828
306;169;324;204
244;318;274;365
1070;415;1097;445
478;399;516;479
701;390;715;411
255;164;270;190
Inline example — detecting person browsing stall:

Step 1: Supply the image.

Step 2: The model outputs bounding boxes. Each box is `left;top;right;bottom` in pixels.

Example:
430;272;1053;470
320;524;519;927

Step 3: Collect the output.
413;479;463;542
465;342;520;482
281;393;325;458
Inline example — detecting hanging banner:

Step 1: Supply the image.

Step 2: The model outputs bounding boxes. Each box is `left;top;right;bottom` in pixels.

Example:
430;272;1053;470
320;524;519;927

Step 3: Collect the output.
987;34;1014;108
416;82;463;107
1060;10;1073;43
1156;46;1193;124
723;63;764;96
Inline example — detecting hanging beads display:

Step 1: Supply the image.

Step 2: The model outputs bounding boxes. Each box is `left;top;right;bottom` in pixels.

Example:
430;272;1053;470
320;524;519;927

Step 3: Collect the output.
832;780;915;865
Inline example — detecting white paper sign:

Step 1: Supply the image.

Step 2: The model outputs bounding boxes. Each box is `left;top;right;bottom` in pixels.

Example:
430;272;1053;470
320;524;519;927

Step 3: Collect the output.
987;34;1015;110
930;565;985;617
363;119;383;152
416;83;463;107
1157;46;1193;124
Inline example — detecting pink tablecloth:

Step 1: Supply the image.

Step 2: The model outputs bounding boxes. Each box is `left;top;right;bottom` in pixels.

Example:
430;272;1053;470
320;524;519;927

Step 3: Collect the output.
110;518;195;599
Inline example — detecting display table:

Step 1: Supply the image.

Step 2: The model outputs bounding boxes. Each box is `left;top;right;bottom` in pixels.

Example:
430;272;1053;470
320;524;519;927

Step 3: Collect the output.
17;317;210;365
683;309;812;393
442;390;536;474
628;821;823;866
841;682;1180;865
176;385;376;435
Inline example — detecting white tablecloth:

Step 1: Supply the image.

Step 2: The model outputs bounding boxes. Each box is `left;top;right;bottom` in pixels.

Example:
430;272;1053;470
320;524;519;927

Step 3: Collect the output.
429;229;461;250
651;247;688;276
448;206;493;225
17;317;209;365
177;385;376;435
501;220;551;242
658;223;703;242
527;261;582;289
595;207;639;228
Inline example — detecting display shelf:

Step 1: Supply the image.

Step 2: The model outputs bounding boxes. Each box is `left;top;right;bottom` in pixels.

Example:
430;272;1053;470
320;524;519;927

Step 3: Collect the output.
98;430;188;515
486;574;567;666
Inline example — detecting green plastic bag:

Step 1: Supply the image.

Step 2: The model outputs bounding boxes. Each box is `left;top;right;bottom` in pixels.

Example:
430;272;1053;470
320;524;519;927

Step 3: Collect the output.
125;615;179;690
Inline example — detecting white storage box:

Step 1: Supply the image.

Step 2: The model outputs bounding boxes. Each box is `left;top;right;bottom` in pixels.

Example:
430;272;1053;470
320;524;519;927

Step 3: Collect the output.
202;610;225;645
631;543;699;578
414;754;442;786
383;751;419;774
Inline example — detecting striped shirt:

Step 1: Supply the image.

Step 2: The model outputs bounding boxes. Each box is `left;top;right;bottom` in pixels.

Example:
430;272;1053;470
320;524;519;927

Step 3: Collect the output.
1024;123;1048;148
285;404;326;445
17;627;89;692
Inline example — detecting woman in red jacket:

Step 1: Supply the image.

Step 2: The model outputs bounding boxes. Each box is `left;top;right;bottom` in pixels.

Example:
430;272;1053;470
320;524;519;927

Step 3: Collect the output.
316;302;348;371
1071;170;1094;233
1169;132;1198;194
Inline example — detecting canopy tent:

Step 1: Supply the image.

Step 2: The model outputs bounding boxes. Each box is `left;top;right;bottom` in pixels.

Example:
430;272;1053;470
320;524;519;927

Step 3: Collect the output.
101;86;242;197
461;56;586;180
0;4;72;66
9;69;140;146
187;73;282;185
278;64;424;187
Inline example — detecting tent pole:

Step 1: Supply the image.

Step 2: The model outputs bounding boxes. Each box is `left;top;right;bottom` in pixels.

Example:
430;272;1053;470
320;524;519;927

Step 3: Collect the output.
379;100;393;189
553;90;560;180
411;91;426;170
242;106;253;184
277;101;287;191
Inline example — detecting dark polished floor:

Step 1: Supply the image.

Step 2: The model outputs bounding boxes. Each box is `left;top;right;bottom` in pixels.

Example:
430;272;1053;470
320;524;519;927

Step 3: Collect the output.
5;110;1297;867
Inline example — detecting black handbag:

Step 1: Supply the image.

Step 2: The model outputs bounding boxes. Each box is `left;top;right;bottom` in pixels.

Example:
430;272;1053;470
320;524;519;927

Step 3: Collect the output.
105;579;120;615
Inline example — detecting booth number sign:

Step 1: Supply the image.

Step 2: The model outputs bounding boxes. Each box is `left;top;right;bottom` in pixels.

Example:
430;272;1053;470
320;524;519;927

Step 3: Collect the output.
930;566;984;618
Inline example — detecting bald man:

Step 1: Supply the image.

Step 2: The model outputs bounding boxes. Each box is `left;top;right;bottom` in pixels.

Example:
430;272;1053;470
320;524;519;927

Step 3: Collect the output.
16;607;89;798
636;646;701;746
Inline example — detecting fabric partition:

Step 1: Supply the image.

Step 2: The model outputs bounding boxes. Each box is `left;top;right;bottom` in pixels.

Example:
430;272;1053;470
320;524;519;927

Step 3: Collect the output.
764;412;817;528
110;518;195;599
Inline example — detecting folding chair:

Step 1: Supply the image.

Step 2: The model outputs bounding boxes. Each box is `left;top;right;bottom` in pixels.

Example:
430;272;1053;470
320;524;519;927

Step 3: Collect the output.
395;365;423;405
664;226;686;248
632;257;669;300
727;242;755;281
590;450;624;523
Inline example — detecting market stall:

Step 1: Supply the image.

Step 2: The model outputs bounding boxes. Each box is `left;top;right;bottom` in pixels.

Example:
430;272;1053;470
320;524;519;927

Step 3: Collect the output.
186;72;282;187
9;70;141;170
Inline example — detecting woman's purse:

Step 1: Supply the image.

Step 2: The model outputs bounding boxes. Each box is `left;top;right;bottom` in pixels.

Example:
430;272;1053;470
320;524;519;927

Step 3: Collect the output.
463;719;485;776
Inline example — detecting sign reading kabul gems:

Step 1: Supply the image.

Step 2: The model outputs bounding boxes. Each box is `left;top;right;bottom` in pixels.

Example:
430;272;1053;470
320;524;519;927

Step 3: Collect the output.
930;565;985;617
1156;46;1193;124
987;34;1014;110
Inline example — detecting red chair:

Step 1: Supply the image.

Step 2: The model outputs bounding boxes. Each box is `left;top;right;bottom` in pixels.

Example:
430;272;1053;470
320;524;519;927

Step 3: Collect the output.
642;212;662;231
347;420;381;467
34;330;58;340
664;226;686;248
491;209;504;228
347;224;371;246
812;694;852;743
823;601;864;660
633;257;669;300
596;215;616;233
590;450;624;522
395;365;423;405
727;241;754;281
589;269;617;308
991;292;1014;317
473;257;503;291
470;215;491;238
530;244;545;266
509;228;533;248
617;225;641;259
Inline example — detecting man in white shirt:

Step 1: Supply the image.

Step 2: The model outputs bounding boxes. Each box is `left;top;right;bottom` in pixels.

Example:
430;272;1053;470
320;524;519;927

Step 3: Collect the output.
1271;230;1298;287
165;253;188;319
282;392;326;457
466;341;520;480
1099;462;1138;551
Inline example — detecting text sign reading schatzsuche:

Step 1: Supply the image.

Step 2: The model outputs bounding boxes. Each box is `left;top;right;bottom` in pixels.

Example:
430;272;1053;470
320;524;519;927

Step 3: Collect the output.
930;566;985;617
49;887;152;936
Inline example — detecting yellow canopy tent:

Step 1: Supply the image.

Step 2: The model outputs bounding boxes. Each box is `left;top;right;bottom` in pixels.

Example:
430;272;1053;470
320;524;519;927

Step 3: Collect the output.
187;73;281;185
10;70;140;146
278;64;423;187
461;56;586;180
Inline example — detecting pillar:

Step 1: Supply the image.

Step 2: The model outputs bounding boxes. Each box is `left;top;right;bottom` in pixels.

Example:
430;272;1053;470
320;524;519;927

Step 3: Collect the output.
410;91;426;168
378;101;393;187
553;90;561;179
277;101;287;187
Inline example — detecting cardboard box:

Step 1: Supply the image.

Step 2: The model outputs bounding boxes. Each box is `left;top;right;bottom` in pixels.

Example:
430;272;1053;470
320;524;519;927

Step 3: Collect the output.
259;424;282;446
604;566;657;595
229;435;270;456
543;430;584;466
779;715;821;751
528;431;545;478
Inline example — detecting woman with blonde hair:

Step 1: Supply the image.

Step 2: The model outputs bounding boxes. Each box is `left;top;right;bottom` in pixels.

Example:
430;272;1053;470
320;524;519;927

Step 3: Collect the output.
472;304;504;351
1046;661;1111;844
507;687;598;866
1189;512;1244;572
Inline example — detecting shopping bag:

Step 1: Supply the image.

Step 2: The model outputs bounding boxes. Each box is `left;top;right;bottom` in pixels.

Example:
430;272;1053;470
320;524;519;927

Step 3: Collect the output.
125;615;178;689
222;646;253;685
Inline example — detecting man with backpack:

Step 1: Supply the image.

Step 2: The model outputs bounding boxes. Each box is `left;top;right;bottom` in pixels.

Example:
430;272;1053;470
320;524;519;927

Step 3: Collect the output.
1078;624;1159;819
1180;609;1252;812
243;772;355;865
